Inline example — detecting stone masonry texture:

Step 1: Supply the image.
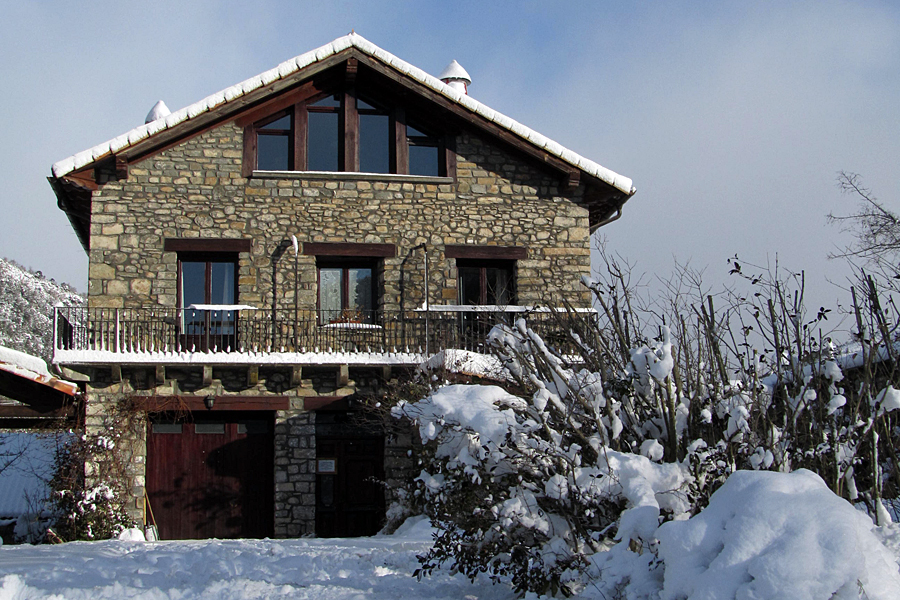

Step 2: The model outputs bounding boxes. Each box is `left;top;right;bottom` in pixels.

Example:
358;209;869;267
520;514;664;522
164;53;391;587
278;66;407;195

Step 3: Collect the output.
79;120;594;537
86;125;592;311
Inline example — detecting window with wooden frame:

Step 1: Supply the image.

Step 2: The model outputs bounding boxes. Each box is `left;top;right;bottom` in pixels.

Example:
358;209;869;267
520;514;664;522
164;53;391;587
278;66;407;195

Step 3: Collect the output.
406;122;442;177
245;89;451;177
317;257;377;324
457;259;516;306
446;245;526;307
304;242;395;325
255;112;293;171
177;252;239;349
307;94;341;171
165;238;250;351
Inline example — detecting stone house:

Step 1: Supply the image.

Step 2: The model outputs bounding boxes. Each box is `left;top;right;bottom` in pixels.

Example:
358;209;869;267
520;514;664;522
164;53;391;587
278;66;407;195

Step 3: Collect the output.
48;34;635;540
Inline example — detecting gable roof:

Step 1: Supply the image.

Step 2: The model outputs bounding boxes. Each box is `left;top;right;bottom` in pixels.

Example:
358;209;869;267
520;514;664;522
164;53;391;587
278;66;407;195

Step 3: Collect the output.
51;33;635;197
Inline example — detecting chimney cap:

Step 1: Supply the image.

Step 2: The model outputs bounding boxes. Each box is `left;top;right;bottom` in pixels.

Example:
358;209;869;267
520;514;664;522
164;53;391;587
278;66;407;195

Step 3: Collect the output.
145;100;171;124
438;60;471;85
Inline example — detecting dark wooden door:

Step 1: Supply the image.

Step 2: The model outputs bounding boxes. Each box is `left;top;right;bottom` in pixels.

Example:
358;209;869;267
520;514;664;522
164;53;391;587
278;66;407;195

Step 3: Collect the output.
146;412;274;539
315;436;384;537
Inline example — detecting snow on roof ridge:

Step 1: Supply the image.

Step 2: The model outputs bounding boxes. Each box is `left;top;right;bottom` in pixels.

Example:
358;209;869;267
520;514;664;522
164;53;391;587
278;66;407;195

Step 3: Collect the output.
50;32;634;195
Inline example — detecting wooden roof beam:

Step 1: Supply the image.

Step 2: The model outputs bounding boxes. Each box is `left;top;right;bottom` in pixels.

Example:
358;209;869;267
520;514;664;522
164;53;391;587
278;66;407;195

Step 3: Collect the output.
345;57;358;85
563;169;580;191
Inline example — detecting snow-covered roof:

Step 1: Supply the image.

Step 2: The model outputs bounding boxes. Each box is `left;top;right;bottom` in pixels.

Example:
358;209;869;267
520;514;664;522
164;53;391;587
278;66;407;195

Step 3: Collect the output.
51;33;634;196
0;345;79;397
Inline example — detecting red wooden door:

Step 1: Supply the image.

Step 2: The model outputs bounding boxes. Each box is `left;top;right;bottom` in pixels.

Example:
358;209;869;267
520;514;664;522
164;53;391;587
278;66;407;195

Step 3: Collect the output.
146;412;274;539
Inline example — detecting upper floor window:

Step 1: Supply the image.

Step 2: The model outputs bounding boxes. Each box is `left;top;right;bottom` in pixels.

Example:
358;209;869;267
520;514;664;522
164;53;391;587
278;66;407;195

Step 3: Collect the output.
245;90;449;177
177;252;239;350
318;259;375;324
303;241;396;325
407;123;441;177
256;113;292;171
308;95;340;171
457;259;516;306
445;245;526;307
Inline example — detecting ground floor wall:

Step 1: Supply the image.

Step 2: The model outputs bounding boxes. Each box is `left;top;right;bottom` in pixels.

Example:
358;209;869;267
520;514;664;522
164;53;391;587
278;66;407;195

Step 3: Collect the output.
81;364;415;539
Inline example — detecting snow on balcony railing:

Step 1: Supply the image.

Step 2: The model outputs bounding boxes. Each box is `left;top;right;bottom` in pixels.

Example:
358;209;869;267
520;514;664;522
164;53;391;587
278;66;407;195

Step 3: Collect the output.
53;306;588;365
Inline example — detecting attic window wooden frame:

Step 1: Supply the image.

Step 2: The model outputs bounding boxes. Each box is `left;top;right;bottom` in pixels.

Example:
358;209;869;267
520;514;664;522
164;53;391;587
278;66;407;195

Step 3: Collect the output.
242;87;452;178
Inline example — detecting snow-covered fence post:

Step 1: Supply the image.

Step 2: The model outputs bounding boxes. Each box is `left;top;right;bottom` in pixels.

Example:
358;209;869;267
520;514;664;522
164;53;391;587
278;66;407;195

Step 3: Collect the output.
52;307;59;356
114;308;121;354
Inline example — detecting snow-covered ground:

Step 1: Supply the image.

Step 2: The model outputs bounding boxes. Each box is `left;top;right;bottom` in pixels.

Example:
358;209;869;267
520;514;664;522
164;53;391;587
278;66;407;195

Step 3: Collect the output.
0;488;897;600
0;517;516;600
1;382;899;599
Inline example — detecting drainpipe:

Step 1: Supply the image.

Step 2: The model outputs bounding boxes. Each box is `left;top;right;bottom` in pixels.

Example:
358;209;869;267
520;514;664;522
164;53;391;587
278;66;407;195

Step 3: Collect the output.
412;243;430;355
291;235;299;350
424;246;430;356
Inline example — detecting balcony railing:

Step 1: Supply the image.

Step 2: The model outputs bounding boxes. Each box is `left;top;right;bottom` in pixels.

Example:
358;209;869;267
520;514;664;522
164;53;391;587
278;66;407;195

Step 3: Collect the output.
53;306;587;366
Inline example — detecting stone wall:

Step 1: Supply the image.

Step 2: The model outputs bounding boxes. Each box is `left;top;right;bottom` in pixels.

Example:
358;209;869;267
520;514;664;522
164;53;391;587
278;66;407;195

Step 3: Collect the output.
78;117;591;538
87;124;592;312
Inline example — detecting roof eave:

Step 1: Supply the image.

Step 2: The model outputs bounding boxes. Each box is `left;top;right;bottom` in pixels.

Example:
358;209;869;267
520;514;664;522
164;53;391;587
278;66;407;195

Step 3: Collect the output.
49;175;91;254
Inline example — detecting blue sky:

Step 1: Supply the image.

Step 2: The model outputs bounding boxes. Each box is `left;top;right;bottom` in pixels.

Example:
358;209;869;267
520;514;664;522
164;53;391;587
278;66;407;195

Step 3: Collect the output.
2;0;898;312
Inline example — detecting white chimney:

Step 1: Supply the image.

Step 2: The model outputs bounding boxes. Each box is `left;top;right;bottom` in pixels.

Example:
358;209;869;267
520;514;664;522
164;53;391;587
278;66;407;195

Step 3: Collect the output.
439;60;472;95
145;100;171;124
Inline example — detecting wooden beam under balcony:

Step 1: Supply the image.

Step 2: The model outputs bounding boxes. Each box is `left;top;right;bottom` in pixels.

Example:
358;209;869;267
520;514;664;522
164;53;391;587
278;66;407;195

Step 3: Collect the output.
136;395;290;412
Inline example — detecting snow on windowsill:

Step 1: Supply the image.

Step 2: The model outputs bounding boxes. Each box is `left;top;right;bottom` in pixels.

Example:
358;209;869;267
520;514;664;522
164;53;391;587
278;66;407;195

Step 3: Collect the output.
252;170;453;184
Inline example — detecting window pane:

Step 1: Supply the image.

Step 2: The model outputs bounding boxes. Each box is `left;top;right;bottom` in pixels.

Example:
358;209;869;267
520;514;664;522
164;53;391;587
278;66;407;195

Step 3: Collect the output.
458;267;481;305
258;134;290;170
210;263;235;305
359;114;389;173
261;115;291;130
312;94;340;108
308;112;339;171
320;267;342;320
181;262;205;333
485;267;512;305
210;263;235;334
181;262;206;307
349;268;373;315
237;421;269;435
409;145;439;176
152;423;182;434
195;423;225;434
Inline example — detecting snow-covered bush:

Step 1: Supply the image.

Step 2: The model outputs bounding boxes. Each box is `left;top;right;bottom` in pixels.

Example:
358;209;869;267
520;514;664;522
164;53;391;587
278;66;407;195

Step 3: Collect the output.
394;383;692;595
393;253;900;595
48;399;142;541
655;469;900;600
49;433;135;541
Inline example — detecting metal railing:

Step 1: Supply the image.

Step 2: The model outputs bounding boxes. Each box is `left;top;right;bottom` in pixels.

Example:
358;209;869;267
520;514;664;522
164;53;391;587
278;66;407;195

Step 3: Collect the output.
53;306;585;364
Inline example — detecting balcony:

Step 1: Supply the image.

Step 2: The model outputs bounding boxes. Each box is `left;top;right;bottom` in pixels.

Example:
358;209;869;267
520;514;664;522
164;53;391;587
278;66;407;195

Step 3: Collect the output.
53;306;585;367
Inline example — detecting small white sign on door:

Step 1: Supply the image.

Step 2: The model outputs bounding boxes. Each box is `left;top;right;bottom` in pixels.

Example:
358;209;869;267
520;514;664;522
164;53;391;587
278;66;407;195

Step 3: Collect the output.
317;459;337;473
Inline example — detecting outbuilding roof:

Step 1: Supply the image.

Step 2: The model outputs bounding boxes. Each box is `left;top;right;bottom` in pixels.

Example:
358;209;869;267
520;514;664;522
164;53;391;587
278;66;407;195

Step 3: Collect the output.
51;32;635;197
